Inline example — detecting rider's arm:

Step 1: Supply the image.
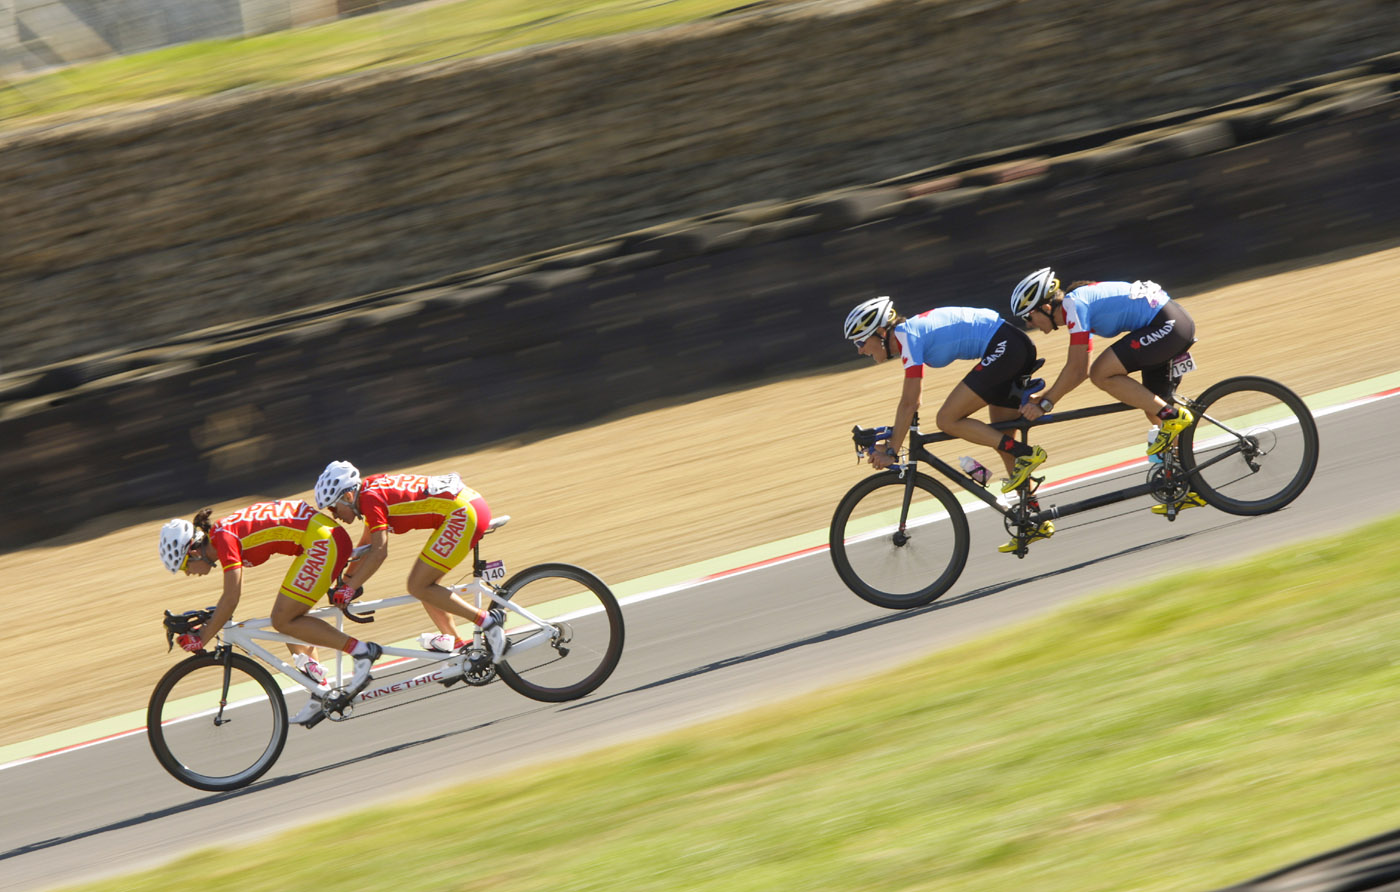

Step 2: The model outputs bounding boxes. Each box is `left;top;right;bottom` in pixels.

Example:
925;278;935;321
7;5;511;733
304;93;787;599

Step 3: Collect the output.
887;374;924;455
1045;343;1090;404
198;567;243;648
341;527;388;591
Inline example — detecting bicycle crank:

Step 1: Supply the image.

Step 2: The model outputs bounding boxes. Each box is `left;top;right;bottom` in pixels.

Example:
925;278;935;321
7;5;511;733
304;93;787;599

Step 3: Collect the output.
464;652;497;686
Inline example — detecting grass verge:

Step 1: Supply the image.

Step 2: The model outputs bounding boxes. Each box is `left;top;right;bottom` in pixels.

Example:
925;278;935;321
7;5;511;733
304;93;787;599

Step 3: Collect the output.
70;512;1400;892
2;0;785;128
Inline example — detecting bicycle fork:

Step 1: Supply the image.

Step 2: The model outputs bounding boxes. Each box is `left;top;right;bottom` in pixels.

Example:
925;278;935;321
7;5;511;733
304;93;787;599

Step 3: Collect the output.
212;647;236;727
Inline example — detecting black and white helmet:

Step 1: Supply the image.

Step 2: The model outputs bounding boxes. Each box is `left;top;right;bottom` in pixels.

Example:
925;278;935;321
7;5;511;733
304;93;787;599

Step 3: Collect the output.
1010;267;1059;319
315;460;361;511
843;296;896;341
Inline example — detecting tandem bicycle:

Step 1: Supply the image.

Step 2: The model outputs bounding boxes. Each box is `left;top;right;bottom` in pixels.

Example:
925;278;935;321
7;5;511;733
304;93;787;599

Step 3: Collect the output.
830;374;1320;609
147;515;625;791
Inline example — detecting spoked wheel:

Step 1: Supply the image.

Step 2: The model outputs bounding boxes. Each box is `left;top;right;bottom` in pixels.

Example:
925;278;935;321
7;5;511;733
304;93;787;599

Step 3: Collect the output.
1178;375;1319;516
829;470;971;609
147;651;288;792
495;563;625;703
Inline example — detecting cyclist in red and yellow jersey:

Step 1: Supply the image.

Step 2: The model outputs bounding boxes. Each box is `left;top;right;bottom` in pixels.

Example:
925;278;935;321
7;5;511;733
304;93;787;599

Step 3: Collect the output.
314;461;507;661
157;499;384;707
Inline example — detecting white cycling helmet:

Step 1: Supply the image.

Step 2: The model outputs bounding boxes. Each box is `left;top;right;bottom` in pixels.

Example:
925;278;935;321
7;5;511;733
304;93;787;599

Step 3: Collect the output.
843;296;897;341
315;460;361;510
159;518;197;574
1010;267;1059;319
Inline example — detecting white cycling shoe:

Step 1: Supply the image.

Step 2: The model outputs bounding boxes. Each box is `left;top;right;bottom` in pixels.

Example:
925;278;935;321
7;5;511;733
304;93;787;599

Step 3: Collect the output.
418;632;456;653
482;608;509;663
346;642;383;696
293;653;329;688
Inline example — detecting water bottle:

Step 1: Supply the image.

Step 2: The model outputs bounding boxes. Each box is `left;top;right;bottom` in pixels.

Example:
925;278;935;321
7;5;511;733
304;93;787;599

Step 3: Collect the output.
1146;426;1164;465
959;456;991;486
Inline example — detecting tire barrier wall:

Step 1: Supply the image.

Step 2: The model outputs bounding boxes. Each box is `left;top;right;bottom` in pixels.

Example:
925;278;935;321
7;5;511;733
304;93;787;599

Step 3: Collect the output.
3;0;1397;371
1;65;1397;549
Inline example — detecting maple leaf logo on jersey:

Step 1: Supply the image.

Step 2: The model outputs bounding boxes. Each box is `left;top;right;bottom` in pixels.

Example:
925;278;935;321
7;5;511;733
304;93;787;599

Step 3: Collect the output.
1131;339;1141;349
1067;321;1077;330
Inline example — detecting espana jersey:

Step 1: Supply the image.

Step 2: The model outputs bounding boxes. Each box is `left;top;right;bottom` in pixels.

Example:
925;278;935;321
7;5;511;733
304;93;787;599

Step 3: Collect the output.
209;499;351;606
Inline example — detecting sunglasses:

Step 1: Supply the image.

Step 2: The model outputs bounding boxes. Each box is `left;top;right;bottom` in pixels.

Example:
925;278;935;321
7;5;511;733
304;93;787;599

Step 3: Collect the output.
180;543;206;572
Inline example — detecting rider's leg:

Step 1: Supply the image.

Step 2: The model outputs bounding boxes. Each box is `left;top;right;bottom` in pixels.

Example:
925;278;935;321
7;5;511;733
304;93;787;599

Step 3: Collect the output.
936;383;1016;474
421;604;462;647
406;497;492;633
406;559;488;626
270;595;353;651
987;406;1022;477
1090;349;1169;420
406;559;508;660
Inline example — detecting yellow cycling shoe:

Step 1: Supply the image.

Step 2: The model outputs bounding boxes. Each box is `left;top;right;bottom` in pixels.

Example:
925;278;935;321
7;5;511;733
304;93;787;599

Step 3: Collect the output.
1150;492;1208;515
1147;407;1194;456
1000;445;1048;493
998;520;1055;553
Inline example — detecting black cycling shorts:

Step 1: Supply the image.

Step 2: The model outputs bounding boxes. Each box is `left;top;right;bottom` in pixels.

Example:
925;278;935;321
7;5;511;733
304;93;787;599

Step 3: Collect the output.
1109;301;1195;373
963;322;1038;409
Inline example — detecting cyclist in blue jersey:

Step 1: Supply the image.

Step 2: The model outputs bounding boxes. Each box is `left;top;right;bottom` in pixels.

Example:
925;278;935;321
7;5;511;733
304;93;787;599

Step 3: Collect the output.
1009;268;1205;513
844;296;1055;549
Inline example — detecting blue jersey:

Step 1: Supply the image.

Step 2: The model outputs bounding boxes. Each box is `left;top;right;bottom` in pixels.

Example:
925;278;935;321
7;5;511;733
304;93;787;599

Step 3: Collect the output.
1063;281;1171;343
893;307;1004;371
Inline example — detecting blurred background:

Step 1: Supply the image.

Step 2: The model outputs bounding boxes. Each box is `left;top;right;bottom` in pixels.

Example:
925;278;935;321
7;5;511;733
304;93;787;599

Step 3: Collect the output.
3;5;1400;891
2;0;1396;550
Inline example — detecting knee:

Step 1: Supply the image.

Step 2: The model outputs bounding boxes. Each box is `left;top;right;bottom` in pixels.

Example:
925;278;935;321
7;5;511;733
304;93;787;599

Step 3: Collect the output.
934;407;960;433
405;577;435;601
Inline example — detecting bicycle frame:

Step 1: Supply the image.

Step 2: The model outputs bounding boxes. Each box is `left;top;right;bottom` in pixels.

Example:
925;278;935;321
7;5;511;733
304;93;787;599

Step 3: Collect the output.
217;583;567;706
894;396;1259;527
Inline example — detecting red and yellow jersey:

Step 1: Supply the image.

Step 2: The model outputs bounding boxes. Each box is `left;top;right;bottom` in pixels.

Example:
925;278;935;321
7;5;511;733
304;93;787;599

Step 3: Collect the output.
210;499;352;605
359;473;482;535
210;500;320;572
359;472;491;574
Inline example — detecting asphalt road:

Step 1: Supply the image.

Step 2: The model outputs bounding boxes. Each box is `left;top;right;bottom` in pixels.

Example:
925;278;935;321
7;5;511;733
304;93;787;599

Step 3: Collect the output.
2;394;1393;892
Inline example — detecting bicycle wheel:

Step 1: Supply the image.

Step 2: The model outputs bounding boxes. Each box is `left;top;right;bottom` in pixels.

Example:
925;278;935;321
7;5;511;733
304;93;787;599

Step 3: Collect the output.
495;563;625;703
1178;375;1319;516
829;470;970;609
147;651;289;792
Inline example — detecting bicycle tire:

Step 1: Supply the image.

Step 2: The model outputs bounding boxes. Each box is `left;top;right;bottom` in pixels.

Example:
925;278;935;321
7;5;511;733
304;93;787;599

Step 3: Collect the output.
1178;375;1319;516
495;563;625;703
829;470;971;609
147;651;289;792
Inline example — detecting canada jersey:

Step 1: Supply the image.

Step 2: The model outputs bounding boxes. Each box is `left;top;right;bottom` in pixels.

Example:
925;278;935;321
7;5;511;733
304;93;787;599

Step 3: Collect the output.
1063;281;1171;346
359;473;481;535
893;307;1004;376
